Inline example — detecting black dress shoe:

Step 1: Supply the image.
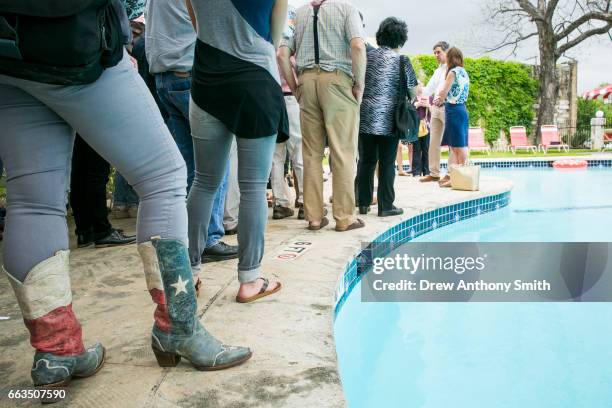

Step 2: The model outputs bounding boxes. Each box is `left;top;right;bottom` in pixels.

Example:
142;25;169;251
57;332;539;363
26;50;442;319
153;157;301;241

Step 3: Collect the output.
273;205;294;220
94;229;136;248
298;206;305;220
202;241;238;263
359;206;370;215
378;207;404;217
77;231;95;248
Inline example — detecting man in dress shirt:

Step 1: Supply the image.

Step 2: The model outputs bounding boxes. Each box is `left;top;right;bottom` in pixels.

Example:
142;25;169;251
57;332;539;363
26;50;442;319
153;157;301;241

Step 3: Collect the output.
420;41;449;184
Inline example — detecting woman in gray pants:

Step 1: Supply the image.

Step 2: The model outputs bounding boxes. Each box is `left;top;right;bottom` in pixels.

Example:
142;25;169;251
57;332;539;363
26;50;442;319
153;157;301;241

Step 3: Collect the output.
0;33;250;395
186;0;287;303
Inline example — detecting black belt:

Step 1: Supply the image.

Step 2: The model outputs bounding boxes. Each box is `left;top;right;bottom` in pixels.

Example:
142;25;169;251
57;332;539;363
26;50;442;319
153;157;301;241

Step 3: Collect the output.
283;91;293;96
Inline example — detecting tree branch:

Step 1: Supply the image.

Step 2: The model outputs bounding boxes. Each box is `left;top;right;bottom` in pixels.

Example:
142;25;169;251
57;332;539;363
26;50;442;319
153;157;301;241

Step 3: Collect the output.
556;22;612;55
485;31;539;54
554;10;612;41
516;0;546;22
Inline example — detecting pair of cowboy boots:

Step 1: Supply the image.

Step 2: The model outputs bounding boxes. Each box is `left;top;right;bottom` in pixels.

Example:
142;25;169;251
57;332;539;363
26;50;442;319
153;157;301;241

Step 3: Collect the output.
5;238;250;394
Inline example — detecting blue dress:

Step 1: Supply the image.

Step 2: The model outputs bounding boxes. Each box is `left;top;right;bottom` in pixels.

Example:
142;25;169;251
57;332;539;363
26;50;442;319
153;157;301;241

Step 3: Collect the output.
442;67;470;148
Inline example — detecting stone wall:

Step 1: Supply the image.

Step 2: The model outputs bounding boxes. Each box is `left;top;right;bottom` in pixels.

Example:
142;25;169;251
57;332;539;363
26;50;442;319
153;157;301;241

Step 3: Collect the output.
531;61;578;131
555;61;578;130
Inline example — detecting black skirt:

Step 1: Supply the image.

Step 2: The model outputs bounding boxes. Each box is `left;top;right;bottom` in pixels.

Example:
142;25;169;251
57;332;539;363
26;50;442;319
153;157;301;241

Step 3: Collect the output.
191;40;288;143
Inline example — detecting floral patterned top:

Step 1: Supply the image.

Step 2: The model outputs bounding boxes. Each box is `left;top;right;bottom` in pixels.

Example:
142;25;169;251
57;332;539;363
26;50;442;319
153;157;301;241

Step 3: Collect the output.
446;67;469;105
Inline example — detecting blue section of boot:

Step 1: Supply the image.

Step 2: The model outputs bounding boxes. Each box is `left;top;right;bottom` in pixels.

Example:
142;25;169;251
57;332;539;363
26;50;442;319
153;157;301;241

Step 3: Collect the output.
73;343;104;377
31;353;76;386
152;322;251;367
152;239;196;336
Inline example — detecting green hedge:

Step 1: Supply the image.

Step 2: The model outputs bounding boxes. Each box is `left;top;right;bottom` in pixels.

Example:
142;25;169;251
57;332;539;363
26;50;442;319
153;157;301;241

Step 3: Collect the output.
577;98;612;129
410;55;539;143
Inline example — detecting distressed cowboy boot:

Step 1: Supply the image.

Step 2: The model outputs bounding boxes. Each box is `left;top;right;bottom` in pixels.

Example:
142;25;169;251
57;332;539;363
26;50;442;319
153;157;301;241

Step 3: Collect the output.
138;238;252;370
4;251;105;392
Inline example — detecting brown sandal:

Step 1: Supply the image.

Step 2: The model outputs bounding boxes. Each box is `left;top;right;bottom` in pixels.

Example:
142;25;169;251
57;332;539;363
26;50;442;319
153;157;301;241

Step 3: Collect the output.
194;277;202;298
236;277;282;303
308;216;329;231
336;218;365;232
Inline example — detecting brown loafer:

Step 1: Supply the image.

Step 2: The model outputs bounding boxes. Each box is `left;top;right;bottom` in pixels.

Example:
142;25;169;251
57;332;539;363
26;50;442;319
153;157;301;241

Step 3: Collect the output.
335;218;366;232
420;175;440;182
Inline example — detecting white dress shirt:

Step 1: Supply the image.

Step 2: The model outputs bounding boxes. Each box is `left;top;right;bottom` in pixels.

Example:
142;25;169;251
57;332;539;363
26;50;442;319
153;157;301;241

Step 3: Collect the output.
422;64;447;98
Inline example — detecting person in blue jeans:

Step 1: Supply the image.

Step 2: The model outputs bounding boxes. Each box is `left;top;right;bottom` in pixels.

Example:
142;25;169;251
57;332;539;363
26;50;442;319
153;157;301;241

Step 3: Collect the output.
112;171;140;219
145;0;237;288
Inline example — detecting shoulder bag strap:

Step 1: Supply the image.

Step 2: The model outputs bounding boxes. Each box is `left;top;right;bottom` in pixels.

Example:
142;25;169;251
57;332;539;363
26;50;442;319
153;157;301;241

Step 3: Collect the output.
398;55;407;103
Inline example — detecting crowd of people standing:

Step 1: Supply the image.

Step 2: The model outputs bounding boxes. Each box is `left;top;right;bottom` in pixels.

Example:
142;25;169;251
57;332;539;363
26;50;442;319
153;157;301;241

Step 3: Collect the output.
0;0;470;392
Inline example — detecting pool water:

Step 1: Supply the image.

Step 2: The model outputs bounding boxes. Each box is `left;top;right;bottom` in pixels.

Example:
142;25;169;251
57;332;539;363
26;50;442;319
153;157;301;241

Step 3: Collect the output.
334;168;612;408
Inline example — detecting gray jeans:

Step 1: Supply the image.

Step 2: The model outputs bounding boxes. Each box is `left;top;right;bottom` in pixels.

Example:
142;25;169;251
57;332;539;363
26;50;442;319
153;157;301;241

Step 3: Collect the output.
187;100;275;283
223;139;240;231
0;52;187;281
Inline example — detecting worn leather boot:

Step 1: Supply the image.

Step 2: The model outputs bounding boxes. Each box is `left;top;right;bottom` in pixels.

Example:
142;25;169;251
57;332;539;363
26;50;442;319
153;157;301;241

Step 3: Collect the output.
138;239;252;370
4;251;105;394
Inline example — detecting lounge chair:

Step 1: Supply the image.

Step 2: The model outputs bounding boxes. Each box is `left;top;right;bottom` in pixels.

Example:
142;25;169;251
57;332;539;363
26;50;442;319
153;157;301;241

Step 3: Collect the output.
539;125;569;153
601;128;612;151
509;126;537;154
468;127;491;154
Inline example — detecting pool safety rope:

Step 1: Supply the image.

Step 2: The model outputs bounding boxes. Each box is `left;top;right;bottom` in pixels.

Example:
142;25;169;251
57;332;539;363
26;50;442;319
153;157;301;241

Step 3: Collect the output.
552;159;588;169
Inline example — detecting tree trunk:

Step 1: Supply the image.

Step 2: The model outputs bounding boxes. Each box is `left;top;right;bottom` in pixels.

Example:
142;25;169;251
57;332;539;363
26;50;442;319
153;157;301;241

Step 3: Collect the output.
535;30;558;144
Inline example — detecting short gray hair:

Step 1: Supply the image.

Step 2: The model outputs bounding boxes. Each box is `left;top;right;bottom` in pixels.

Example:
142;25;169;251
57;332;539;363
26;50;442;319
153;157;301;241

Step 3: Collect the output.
433;41;450;51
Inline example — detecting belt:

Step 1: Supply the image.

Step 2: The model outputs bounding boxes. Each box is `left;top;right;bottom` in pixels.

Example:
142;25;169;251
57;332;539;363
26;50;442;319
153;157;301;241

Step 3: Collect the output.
283;91;293;96
172;71;190;78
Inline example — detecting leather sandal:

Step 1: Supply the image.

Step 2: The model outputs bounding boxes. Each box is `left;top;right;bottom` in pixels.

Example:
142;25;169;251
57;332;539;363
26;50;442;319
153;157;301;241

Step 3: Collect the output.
335;218;366;232
194;277;202;298
236;277;282;303
308;216;329;231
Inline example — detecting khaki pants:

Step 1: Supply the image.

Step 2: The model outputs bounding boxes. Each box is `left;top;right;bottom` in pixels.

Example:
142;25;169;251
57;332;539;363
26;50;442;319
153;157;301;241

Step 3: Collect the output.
299;69;359;230
428;104;446;178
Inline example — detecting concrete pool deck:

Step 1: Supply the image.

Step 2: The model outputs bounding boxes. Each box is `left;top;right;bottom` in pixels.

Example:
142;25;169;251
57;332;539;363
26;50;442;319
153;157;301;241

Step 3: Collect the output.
0;175;512;408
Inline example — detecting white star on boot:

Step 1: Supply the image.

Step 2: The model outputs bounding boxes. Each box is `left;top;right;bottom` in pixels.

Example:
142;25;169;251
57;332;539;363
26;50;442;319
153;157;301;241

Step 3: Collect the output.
171;276;188;296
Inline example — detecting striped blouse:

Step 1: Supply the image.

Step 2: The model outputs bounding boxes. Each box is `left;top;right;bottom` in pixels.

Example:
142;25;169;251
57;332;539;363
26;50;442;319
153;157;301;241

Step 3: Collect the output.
360;47;417;136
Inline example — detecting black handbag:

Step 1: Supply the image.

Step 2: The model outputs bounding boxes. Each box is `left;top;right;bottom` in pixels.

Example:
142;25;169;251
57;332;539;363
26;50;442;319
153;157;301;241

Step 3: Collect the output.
394;55;419;142
0;0;129;85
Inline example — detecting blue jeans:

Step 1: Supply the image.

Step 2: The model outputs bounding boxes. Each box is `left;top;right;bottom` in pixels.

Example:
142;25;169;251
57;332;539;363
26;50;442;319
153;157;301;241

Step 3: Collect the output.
155;72;227;248
113;171;139;206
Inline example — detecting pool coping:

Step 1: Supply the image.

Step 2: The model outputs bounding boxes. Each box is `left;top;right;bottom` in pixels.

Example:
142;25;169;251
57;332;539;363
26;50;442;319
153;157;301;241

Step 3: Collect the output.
444;157;612;168
333;190;512;318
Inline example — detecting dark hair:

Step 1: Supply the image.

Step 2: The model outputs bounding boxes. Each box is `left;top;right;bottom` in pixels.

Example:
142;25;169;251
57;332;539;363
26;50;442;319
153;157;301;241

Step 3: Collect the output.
446;47;464;75
433;41;450;51
375;17;408;49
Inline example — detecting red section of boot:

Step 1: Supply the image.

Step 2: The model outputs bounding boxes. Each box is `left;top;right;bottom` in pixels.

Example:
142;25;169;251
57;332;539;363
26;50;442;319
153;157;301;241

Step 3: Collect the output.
24;304;85;356
150;288;171;333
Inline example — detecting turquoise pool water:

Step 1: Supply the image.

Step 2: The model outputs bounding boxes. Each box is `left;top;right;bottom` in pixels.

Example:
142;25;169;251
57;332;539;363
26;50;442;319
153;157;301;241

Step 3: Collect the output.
334;168;612;408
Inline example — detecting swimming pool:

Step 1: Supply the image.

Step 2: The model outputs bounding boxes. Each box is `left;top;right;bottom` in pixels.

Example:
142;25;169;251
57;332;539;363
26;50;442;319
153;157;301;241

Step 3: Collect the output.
334;167;612;408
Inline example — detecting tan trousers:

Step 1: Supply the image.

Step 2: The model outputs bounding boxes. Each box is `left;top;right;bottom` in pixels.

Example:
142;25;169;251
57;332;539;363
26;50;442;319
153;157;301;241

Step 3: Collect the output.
299;69;359;230
428;104;446;178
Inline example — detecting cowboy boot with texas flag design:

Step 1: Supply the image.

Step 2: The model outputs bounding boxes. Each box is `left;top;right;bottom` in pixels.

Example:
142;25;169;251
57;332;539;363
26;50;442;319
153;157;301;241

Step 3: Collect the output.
138;238;252;370
4;250;105;391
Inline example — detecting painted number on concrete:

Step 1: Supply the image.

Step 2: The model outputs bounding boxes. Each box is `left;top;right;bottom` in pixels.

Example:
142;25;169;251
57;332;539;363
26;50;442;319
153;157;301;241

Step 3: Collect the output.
276;241;312;261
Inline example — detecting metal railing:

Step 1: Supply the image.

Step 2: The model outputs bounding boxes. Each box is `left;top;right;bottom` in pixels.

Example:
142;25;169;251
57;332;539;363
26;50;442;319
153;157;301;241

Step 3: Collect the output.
557;125;592;148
